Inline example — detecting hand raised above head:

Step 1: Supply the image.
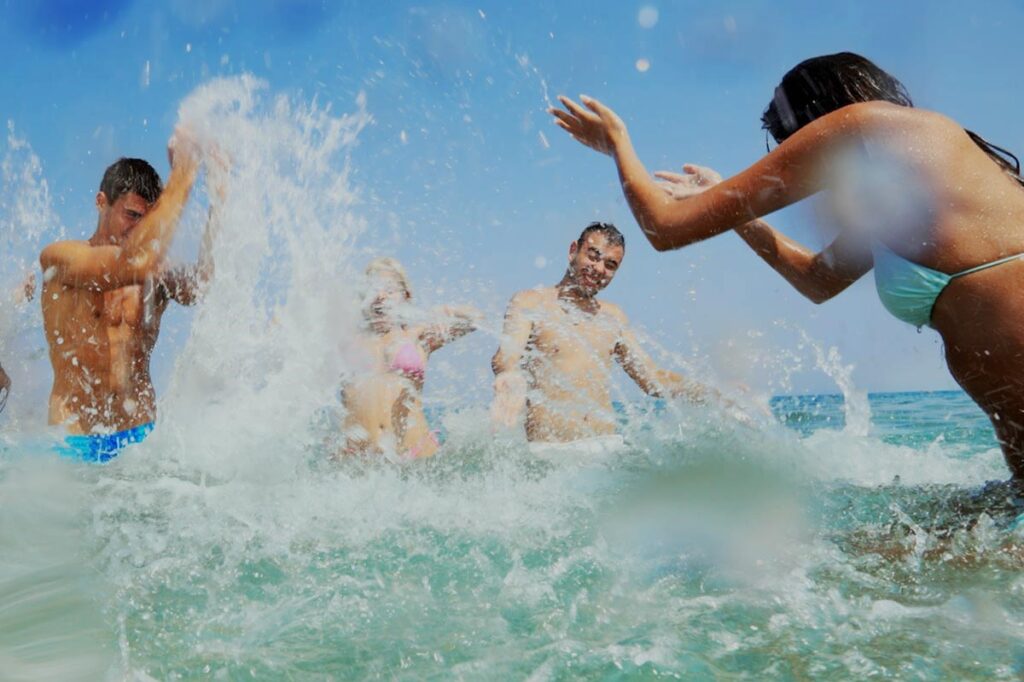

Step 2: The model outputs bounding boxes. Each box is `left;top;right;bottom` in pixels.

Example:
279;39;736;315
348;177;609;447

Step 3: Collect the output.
167;127;201;170
548;95;629;156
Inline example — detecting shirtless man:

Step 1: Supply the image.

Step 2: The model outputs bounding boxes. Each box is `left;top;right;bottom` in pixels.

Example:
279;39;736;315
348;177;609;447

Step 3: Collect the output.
39;132;216;461
491;222;709;449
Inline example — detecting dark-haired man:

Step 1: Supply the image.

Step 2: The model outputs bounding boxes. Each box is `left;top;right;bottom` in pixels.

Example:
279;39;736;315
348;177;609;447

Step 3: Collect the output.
40;132;216;461
491;222;711;451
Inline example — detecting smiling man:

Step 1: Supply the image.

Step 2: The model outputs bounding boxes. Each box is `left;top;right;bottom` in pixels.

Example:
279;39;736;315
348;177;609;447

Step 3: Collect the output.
39;132;216;461
491;222;710;451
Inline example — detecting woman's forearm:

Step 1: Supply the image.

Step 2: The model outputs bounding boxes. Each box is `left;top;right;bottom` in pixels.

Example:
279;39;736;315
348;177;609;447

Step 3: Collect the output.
734;220;836;303
610;136;754;252
610;136;679;251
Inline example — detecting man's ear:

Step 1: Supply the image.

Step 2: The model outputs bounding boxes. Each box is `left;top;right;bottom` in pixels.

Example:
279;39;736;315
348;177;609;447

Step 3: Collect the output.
568;241;578;260
95;191;109;211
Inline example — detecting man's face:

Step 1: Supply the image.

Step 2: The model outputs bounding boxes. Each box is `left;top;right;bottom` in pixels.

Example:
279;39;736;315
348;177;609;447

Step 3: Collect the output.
568;232;624;296
97;191;151;244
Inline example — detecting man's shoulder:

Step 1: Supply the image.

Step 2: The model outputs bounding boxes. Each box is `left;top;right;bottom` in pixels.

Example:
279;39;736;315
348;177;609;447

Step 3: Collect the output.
40;238;89;253
598;298;627;321
39;238;94;266
508;286;555;309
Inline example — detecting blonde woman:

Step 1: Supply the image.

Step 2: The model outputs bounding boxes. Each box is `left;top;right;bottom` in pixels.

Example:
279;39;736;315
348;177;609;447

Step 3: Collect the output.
340;258;479;458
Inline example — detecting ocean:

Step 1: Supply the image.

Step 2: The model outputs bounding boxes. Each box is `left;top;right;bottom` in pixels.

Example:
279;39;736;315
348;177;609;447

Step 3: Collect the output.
2;390;1023;680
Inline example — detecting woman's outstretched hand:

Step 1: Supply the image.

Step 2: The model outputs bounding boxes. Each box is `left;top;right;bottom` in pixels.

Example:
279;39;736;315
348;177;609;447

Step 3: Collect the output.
654;164;722;200
548;95;628;155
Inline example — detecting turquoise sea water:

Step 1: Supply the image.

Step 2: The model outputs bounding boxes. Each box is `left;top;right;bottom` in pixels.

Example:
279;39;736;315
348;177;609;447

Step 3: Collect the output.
2;390;1024;680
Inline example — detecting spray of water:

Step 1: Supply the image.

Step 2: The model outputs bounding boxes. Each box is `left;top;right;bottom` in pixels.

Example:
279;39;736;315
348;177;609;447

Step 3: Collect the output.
0;123;59;428
0;72;1020;677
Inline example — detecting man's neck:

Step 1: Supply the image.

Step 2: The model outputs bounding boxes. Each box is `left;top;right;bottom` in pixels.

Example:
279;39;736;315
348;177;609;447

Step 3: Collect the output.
87;227;111;247
556;274;598;313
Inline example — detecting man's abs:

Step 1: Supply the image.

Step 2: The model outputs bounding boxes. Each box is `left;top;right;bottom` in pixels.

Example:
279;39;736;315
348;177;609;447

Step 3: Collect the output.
43;283;161;433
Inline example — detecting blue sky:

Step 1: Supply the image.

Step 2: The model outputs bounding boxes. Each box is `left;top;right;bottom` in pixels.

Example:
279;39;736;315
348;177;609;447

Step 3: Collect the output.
2;0;1023;398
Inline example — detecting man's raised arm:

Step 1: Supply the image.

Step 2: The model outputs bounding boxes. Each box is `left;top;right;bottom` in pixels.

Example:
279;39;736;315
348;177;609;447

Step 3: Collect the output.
40;134;199;291
490;291;536;428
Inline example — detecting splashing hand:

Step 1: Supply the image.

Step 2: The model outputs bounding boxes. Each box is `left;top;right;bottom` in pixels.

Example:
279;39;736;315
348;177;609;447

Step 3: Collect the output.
167;127;200;171
548;95;628;156
15;272;35;304
206;144;232;202
491;372;527;429
654;164;722;200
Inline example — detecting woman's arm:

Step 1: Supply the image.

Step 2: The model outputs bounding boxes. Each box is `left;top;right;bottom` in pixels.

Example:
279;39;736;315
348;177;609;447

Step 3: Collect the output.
654;164;874;302
735;220;873;303
551;97;902;251
421;305;481;353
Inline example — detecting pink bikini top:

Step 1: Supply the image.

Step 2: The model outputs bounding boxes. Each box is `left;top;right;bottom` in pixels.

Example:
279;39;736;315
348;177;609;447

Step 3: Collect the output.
390;341;426;381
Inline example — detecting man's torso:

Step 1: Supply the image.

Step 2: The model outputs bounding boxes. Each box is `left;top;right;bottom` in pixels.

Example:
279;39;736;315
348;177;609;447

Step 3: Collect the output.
521;289;623;441
42;275;167;434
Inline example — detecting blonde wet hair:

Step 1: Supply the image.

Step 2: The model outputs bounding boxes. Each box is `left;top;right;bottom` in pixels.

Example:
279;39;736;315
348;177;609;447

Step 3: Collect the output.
365;257;412;299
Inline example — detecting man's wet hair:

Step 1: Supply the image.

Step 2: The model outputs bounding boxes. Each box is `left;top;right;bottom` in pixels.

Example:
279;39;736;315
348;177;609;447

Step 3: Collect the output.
99;158;163;205
577;222;625;249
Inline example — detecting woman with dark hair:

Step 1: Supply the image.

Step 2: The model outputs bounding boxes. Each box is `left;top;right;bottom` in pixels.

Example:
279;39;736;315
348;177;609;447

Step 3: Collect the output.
549;52;1024;478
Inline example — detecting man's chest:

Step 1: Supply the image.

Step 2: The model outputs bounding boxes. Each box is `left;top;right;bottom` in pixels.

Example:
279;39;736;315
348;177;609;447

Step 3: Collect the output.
48;283;166;346
531;312;619;359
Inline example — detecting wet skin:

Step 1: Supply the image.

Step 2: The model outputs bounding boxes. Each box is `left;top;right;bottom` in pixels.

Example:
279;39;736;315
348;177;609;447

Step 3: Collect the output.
492;232;704;443
551;95;1024;476
39;145;203;435
341;274;478;458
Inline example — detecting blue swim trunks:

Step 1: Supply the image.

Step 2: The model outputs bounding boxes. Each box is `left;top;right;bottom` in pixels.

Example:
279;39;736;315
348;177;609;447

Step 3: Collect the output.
59;422;154;463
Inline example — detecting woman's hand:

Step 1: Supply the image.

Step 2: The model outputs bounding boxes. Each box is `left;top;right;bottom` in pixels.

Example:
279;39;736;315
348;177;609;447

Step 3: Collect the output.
548;95;629;156
653;164;722;200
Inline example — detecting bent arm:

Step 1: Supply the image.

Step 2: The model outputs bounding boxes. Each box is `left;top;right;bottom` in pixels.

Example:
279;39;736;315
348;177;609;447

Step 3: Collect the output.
614;319;713;403
160;200;222;306
734;219;873;303
40;154;198;291
421;305;482;353
611;102;892;251
490;293;535;427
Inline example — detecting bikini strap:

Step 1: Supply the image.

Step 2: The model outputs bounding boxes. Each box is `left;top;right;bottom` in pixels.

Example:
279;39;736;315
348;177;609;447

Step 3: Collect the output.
949;252;1024;280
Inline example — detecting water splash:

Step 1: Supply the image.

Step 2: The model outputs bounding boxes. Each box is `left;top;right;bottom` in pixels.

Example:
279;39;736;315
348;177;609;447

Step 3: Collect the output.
156;75;370;480
801;330;871;437
0;123;59;427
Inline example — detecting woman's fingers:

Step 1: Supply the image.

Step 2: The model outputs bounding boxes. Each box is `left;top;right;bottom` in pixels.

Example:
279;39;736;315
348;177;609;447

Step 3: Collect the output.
682;163;722;185
558;95;597;123
580;94;609;117
548;107;578;127
654;171;689;183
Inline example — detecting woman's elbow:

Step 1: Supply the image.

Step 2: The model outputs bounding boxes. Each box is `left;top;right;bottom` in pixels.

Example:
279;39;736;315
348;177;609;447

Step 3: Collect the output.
646;229;688;252
649;237;675;252
803;283;839;305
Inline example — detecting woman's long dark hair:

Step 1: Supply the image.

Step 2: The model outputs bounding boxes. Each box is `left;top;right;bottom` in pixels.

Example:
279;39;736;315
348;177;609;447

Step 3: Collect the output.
761;52;1023;188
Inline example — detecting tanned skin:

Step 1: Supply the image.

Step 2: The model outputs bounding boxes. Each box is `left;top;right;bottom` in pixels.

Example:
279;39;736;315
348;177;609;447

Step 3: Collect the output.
492;231;709;443
39;133;219;435
551;94;1024;477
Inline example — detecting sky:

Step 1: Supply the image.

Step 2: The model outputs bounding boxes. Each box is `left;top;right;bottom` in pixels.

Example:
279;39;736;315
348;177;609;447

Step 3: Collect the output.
2;0;1023;400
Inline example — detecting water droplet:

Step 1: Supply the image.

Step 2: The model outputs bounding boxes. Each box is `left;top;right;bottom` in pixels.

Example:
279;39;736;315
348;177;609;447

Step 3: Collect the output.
638;6;659;29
